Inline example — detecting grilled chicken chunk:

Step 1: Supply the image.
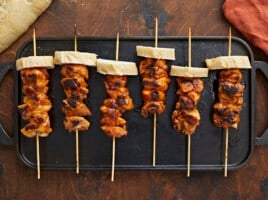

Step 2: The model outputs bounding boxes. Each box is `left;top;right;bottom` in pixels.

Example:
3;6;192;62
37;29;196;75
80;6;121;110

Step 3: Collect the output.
172;77;204;135
21;112;52;137
18;68;52;138
213;69;244;129
64;116;90;132
61;64;89;79
172;108;200;135
139;58;170;117
141;101;166;117
142;89;166;101
213;102;241;129
100;75;134;138
61;64;91;132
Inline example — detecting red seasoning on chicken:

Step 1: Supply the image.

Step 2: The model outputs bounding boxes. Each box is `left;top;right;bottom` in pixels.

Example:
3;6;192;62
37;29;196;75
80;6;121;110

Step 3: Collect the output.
97;59;138;138
54;51;97;132
136;46;175;117
16;56;54;138
205;56;251;129
170;65;208;135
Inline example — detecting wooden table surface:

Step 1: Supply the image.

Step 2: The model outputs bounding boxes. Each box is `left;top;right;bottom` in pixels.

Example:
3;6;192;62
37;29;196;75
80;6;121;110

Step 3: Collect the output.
0;1;268;199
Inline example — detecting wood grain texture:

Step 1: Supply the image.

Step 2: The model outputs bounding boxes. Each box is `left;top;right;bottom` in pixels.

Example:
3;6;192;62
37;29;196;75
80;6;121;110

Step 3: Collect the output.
0;0;267;199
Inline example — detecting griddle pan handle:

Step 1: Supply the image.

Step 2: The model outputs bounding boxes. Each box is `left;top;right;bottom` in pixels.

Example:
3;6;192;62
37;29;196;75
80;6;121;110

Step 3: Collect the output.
0;62;15;146
254;61;268;146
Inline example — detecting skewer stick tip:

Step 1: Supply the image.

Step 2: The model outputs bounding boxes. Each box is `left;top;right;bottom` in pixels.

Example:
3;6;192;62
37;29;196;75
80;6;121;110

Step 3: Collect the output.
36;134;40;179
188;27;192;68
33;29;37;57
153;113;157;167
154;17;158;48
74;24;78;52
228;26;232;57
76;129;79;174
115;32;119;61
187;134;191;177
111;136;116;182
224;128;229;177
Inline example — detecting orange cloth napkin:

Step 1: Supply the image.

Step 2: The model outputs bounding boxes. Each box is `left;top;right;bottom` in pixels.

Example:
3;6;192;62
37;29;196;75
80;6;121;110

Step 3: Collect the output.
223;0;268;55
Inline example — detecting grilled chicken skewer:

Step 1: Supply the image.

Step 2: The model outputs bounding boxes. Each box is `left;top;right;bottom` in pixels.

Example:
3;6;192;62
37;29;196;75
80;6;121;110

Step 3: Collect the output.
170;28;208;177
206;27;251;177
16;29;54;179
97;33;138;182
54;26;97;174
136;17;175;166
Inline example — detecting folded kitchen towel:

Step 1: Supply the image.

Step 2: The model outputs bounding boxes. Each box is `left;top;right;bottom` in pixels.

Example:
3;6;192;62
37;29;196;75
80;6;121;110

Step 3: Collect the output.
223;0;268;55
0;0;53;53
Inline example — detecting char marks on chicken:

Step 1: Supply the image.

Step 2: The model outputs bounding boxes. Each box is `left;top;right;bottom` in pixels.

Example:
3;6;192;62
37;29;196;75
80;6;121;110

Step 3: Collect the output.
172;77;204;135
18;68;52;137
100;75;134;138
213;69;244;129
139;58;171;117
61;64;91;132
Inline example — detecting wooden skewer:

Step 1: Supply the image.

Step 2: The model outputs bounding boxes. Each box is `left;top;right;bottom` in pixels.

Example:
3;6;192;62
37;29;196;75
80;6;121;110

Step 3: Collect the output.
111;136;116;182
33;29;37;57
188;27;191;69
74;24;78;52
224;128;229;177
152;16;158;167
111;32;120;182
36;134;40;179
187;134;191;177
224;27;232;177
228;27;232;57
74;24;80;175
154;17;158;48
153;113;157;167
116;32;119;61
187;27;192;177
33;29;40;179
76;129;79;174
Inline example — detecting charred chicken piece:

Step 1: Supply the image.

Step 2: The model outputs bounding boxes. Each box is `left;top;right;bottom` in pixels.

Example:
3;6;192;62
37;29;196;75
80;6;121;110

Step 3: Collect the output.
102;96;134;113
18;68;52;138
141;101;166;117
142;90;166;102
100;75;134;138
62;99;92;116
218;81;244;105
20;68;49;86
61;64;91;132
100;126;127;138
139;58;171;117
18;99;52;121
100;116;126;127
64;116;90;132
172;108;200;135
176;77;204;93
218;69;242;84
172;77;204;135
139;58;168;75
61;77;88;90
22;85;49;96
142;77;170;92
213;102;241;129
61;64;89;79
212;69;244;129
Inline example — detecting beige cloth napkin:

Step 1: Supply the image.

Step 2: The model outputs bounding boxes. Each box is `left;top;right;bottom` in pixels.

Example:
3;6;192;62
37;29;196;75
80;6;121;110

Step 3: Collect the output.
0;0;53;53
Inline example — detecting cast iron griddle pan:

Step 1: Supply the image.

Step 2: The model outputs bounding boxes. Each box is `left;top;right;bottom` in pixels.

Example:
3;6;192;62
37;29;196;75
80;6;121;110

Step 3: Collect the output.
0;36;268;171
